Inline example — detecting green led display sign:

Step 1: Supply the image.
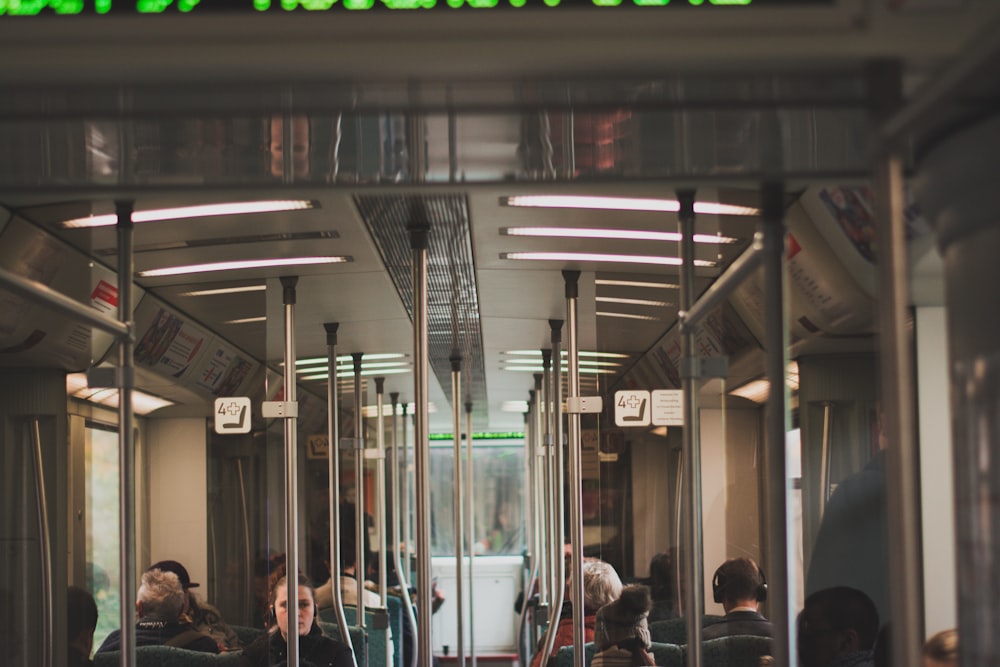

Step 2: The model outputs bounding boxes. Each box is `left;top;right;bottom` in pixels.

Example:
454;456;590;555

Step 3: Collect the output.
1;0;834;15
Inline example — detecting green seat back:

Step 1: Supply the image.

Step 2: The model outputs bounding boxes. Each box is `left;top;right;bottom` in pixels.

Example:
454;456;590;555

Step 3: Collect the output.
649;615;727;644
694;635;773;667
230;624;265;647
554;642;596;667
318;619;368;667
94;645;242;667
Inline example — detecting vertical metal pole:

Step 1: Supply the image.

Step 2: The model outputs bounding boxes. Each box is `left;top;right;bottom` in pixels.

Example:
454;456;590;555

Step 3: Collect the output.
533;374;549;610
562;270;585;667
409;218;434;667
465;400;477;667
819;402;834;516
402;401;412;581
870;59;923;667
391;392;419;667
353;352;367;625
375;377;389;607
677;190;705;665
280;275;301;667
29;419;52;667
325;323;355;653
549;320;565;576
451;355;465;665
761;183;792;667
116;200;137;667
541;349;556;616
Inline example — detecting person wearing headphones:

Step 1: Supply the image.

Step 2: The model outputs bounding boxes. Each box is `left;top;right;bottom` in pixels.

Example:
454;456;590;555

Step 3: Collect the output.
702;557;774;640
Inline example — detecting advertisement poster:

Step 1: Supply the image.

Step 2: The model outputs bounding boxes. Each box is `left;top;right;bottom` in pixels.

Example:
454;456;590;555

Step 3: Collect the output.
134;302;209;378
191;340;258;397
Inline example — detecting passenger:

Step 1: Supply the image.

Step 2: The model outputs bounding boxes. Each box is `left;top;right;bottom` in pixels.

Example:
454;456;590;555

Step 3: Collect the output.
806;409;890;624
797;586;879;667
240;573;354;667
923;628;958;667
647;550;678;622
96;569;219;654
315;531;381;610
591;584;656;667
67;585;98;667
529;557;623;667
148;559;241;652
702;557;773;640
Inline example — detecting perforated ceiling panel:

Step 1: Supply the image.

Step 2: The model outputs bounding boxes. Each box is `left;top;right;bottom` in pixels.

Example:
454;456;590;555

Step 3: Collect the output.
354;193;487;427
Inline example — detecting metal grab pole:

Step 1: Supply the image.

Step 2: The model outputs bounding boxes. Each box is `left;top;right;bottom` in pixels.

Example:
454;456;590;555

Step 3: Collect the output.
549;320;565;590
562;271;585;667
402;401;412;582
533;374;549;612
465;401;477;667
375;377;389;608
116;200;137;667
409;218;434;667
375;377;392;666
29;419;52;667
761;183;793;667
541;349;557;619
677;191;705;665
324;324;355;655
353;353;366;625
451;355;465;665
280;275;301;667
0;267;129;338
390;392;419;667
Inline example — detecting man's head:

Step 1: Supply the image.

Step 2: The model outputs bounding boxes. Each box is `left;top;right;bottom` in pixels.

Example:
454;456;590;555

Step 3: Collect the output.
147;560;198;590
712;557;768;611
582;558;623;615
136;569;186;622
798;586;880;667
67;586;98;656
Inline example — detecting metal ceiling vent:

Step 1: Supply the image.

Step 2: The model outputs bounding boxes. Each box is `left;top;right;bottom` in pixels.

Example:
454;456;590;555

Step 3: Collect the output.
354;193;487;426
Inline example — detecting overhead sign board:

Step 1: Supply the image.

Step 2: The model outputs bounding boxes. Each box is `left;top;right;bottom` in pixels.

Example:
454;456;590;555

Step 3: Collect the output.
1;0;836;16
214;396;251;434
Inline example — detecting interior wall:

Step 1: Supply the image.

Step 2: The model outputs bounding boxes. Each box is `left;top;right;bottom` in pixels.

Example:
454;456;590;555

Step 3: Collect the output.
147;418;209;586
701;408;728;614
916;306;956;636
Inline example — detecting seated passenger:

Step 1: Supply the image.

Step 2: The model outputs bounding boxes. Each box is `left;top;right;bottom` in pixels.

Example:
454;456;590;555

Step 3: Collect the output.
923;628;958;667
240;573;354;667
592;584;656;667
149;559;241;652
798;586;879;667
530;557;623;667
67;585;98;667
702;557;773;640
96;569;218;654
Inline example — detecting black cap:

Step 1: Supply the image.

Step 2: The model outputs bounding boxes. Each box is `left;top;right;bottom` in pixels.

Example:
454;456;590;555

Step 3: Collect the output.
148;560;199;589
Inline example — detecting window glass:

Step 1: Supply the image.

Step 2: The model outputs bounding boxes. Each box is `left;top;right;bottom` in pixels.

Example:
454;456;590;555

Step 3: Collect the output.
85;422;120;650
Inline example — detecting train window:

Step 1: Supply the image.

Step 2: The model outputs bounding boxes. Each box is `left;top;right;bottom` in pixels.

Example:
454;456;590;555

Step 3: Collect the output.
428;440;524;556
83;421;121;649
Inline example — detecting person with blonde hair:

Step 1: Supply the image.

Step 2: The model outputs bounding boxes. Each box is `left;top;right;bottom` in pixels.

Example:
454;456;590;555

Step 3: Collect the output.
530;557;624;667
923;629;958;667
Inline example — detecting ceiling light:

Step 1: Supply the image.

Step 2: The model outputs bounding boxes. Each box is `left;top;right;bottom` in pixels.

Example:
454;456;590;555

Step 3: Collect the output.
300;368;411;381
503;350;629;359
502;357;622;368
596;311;662;321
66;373;174;415
225;316;267;324
596;296;672;308
62;199;318;229
502;400;530;413
501;226;737;244
501;365;615;375
138;256;350;277
292;353;406;366
500;252;714;267
500;195;759;217
729;360;800;404
596;279;679;290
181;285;267;296
296;361;411;374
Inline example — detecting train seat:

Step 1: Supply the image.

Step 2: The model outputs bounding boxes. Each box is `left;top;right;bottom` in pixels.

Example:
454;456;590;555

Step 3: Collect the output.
649;615;726;644
318;620;369;667
689;635;773;667
553;641;683;667
93;645;242;666
230;624;265;647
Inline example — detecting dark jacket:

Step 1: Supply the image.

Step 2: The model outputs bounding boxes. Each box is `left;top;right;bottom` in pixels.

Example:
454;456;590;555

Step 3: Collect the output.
701;610;774;640
68;647;94;667
96;620;220;654
240;624;355;667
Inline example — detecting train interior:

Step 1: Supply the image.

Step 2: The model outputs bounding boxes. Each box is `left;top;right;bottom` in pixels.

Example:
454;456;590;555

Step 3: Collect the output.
1;1;999;665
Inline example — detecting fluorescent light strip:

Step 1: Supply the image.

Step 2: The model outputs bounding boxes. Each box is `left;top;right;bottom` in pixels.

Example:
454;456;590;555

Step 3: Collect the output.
225;316;267;324
596;279;679;290
138;256;350;277
181;285;267;297
501;195;759;217
504;350;630;359
300;368;411;380
596;311;663;321
502;226;736;244
501;366;616;375
596;296;671;308
502;400;530;413
292;353;406;366
62;199;317;229
501;252;714;268
295;361;411;373
66;373;174;415
502;357;622;368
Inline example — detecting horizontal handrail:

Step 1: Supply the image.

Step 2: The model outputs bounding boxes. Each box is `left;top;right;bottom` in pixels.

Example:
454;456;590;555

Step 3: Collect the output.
0;266;130;339
679;231;764;335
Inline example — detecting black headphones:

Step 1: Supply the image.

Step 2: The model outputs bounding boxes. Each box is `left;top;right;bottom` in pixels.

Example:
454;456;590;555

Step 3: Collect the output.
712;559;768;604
